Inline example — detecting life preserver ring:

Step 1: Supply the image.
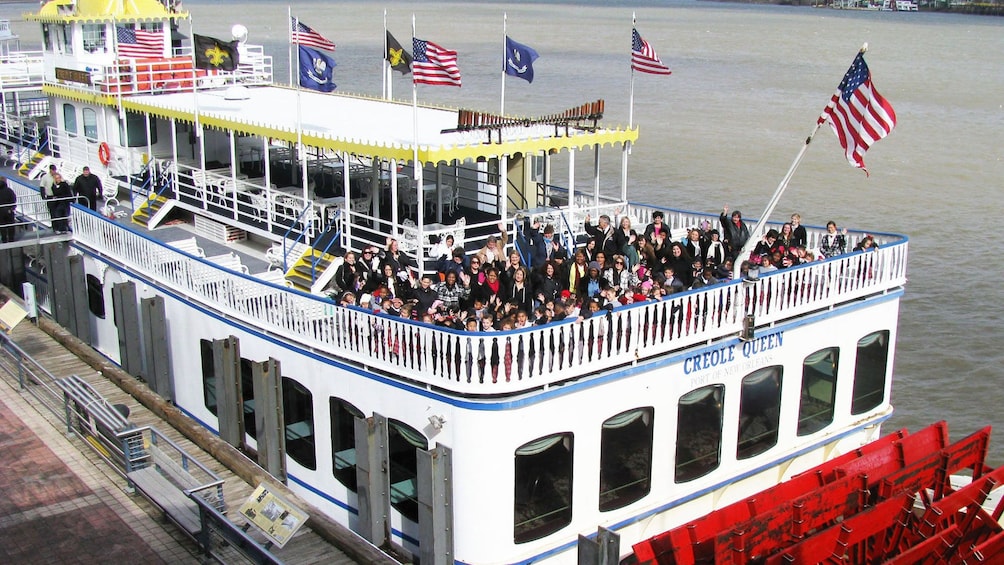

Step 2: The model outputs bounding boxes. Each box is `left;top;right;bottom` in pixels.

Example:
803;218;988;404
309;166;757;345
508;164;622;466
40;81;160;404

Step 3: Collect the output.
98;142;111;166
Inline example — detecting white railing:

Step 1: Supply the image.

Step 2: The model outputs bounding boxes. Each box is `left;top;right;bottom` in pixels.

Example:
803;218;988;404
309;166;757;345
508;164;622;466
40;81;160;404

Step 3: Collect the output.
171;161;318;239
71;208;908;396
0;51;45;89
53;49;272;98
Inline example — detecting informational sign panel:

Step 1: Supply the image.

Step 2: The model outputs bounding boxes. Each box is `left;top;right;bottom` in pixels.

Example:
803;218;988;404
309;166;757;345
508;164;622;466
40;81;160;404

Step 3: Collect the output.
238;484;308;548
0;300;27;332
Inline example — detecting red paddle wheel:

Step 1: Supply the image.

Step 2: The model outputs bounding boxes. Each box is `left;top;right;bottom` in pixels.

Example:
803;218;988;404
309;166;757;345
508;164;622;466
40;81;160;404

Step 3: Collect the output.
632;422;1004;564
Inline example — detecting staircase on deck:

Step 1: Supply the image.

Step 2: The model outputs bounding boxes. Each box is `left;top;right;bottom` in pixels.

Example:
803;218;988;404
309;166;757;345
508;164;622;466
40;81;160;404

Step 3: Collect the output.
131;193;174;228
285;246;340;293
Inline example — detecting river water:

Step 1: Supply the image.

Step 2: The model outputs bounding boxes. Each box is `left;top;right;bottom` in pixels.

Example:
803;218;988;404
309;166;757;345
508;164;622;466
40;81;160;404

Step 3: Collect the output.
4;0;1002;463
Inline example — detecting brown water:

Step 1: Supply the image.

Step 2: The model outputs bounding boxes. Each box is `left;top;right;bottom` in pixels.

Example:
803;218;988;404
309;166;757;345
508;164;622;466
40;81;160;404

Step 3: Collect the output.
6;0;1002;463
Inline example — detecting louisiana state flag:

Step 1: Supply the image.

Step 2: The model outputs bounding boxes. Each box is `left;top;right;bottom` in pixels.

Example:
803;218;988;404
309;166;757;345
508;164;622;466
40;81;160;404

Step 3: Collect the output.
299;45;336;92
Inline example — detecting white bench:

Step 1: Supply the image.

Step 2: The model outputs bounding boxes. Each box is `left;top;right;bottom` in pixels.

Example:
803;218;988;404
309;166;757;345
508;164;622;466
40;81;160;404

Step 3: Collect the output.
168;236;205;258
207;252;250;274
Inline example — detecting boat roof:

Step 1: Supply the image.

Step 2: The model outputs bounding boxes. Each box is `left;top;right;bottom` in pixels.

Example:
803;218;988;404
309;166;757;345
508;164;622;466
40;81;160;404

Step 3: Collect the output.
28;0;188;24
46;82;637;163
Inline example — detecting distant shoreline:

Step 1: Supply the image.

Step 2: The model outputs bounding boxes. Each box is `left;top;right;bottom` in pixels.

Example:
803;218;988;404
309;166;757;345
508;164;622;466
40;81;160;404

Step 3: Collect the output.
703;0;1004;16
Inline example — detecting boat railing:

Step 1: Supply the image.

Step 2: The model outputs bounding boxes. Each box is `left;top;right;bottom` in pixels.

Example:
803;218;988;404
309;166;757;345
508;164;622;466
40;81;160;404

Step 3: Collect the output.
0;111;43;161
171;161;317;238
0;50;45;89
71;208;908;396
77;49;272;97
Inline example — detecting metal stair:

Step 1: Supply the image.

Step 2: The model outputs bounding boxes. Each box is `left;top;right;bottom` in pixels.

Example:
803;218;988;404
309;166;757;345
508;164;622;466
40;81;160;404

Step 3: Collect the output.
17;151;47;178
131;193;170;228
284;247;338;293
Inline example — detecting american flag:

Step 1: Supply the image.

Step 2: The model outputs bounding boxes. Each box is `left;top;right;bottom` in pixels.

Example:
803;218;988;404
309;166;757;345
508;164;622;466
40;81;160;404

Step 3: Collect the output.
631;28;671;76
291;17;335;51
413;38;461;87
116;25;164;58
818;52;897;174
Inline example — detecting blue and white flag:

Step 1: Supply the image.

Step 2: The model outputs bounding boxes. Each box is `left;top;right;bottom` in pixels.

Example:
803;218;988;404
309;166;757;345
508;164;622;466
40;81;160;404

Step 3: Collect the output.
504;36;539;83
298;45;336;92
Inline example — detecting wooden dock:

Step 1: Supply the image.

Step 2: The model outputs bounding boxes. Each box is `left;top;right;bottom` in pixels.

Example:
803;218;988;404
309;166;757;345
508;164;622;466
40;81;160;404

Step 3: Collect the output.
2;314;366;564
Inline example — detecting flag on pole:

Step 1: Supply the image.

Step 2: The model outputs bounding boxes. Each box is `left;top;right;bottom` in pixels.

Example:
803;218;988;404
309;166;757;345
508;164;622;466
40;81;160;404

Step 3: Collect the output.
291;17;335;51
413;38;461;87
116;25;164;58
386;31;412;74
817;51;897;174
631;28;671;75
504;36;539;83
298;45;336;92
193;34;239;71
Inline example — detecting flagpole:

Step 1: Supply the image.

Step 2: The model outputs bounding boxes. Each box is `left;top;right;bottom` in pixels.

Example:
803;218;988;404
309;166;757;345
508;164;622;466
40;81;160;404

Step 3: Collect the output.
383;10;390;100
623;13;637;203
500;12;507;115
734;42;870;275
287;6;293;86
411;15;424;240
187;16;202;141
294;15;307;200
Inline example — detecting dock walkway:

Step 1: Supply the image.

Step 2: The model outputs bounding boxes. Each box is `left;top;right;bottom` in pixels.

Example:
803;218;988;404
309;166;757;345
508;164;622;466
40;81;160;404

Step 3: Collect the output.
0;310;363;564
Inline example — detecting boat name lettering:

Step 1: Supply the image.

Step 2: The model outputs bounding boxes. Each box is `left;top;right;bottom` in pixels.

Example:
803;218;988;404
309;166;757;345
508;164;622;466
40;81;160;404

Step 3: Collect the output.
55;67;92;85
683;331;783;375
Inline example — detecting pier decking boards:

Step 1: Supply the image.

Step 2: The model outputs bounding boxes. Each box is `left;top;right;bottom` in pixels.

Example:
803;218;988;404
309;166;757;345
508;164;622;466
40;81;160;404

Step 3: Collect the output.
0;314;358;565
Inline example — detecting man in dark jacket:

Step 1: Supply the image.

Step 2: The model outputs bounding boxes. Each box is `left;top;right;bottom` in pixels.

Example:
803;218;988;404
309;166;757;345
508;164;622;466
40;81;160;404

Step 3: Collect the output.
72;166;103;211
0;178;17;243
584;213;617;257
50;172;73;233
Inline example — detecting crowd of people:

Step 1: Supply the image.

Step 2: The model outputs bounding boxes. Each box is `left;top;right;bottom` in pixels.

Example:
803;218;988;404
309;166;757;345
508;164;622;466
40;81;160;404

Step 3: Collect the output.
325;207;875;331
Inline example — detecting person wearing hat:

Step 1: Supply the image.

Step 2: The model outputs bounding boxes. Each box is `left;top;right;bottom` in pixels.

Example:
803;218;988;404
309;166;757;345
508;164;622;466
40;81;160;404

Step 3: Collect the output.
579;260;609;299
719;204;750;260
704;229;726;267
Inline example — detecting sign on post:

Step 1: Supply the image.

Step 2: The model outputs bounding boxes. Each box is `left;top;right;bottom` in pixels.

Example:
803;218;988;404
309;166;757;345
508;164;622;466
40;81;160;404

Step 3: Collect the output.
238;484;308;548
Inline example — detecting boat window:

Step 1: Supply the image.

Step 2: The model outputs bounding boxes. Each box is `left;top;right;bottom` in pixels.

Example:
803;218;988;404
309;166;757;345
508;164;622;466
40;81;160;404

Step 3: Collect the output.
329;398;363;492
798;348;839;436
200;339;217;416
388;419;427;523
738;366;783;459
599;407;653;512
50;24;71;54
81;24;107;54
852;330;890;414
675;385;724;483
241;358;257;439
282;377;315;470
86;273;105;319
63;104;77;136
120;110;156;147
82;108;98;140
514;432;573;543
